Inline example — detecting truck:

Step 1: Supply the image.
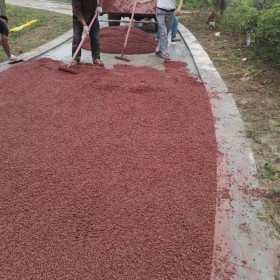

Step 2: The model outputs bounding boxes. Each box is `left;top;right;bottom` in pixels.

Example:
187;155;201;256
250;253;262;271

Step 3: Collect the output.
102;0;156;27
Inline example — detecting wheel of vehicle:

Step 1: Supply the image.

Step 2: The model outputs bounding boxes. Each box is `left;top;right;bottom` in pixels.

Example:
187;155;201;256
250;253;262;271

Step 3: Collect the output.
153;16;158;32
108;14;122;26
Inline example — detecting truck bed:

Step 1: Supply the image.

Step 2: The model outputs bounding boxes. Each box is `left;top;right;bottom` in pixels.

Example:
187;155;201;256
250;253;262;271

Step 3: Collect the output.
103;0;156;16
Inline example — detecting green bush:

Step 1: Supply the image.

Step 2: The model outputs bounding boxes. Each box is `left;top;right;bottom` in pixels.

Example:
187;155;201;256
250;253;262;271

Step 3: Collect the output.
216;1;280;67
183;0;212;10
255;4;280;65
253;0;280;10
220;3;259;34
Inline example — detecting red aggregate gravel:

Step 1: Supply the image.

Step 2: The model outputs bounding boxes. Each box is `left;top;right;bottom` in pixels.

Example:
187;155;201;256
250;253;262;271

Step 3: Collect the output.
83;26;157;54
0;58;217;279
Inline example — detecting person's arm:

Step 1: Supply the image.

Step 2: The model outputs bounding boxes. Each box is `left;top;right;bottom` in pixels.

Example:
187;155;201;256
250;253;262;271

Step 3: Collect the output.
98;0;104;7
72;0;87;26
137;0;153;7
1;34;11;57
96;0;104;14
176;0;183;15
1;34;17;61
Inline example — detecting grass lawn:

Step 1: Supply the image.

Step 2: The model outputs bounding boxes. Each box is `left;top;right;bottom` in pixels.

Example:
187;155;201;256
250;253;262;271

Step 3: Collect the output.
0;4;72;62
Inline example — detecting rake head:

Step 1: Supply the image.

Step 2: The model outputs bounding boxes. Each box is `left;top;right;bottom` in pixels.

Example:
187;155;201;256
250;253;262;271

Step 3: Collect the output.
115;55;130;62
58;64;79;74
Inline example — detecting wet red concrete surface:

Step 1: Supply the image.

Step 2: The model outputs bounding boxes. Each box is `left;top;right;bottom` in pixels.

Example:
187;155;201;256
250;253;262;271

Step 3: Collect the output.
83;26;157;54
0;58;217;279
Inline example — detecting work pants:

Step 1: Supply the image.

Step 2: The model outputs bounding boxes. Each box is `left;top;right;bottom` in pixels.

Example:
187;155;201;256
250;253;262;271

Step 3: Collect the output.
157;16;179;40
171;16;179;39
72;15;100;62
155;8;175;56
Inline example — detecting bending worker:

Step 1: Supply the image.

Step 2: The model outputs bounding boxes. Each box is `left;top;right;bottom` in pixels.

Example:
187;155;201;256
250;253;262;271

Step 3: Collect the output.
72;0;104;65
0;15;17;62
137;0;183;62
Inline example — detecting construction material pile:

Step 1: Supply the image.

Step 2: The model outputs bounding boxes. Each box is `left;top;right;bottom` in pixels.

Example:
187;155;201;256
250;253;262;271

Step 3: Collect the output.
83;26;157;54
0;58;217;280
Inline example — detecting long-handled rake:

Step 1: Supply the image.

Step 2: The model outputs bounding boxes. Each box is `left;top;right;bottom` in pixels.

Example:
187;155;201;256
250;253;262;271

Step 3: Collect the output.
59;13;98;74
115;0;138;62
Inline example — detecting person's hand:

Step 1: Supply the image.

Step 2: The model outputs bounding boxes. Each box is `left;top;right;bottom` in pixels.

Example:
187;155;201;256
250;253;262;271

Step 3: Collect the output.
176;10;181;16
95;6;103;14
83;25;90;35
9;54;17;62
137;0;144;7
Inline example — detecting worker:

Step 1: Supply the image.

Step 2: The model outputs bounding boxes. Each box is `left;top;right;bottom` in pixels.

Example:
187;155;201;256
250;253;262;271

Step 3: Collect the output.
72;0;104;65
137;0;183;62
0;15;17;62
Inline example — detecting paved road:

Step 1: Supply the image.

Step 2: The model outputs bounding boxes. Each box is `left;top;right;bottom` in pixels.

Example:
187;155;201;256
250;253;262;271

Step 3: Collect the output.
1;1;279;279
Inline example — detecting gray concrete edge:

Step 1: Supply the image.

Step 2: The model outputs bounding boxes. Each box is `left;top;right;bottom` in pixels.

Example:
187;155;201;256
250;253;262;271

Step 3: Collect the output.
0;30;73;72
178;24;278;279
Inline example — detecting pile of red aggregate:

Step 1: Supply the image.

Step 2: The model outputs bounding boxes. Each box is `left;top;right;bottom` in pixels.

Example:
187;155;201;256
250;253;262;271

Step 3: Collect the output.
83;26;157;54
0;58;217;280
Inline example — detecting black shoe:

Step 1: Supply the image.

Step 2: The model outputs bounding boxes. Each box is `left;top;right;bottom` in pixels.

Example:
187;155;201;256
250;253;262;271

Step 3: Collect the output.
171;37;181;42
73;58;80;65
155;51;162;57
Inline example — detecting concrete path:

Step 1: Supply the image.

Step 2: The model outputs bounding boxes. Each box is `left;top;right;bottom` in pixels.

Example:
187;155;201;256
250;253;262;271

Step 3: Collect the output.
1;1;279;279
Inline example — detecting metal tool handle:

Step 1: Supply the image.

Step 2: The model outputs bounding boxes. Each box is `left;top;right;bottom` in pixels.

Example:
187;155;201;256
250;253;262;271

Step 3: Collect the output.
120;0;138;56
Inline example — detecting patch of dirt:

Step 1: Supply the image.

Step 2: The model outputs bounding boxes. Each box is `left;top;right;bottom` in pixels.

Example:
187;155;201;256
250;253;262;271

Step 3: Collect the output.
179;10;280;237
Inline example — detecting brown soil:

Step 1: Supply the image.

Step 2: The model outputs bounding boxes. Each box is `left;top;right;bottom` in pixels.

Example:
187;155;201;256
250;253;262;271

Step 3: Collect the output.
179;11;280;237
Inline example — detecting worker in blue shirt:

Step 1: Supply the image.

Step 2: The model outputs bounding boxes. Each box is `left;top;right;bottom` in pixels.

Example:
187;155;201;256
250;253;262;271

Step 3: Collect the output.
0;15;17;62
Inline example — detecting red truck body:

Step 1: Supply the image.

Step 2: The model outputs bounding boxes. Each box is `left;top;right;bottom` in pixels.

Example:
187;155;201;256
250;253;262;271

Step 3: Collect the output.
102;0;156;26
103;0;156;17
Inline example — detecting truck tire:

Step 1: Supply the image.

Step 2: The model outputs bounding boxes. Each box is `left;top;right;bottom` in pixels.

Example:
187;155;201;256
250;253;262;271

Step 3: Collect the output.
108;14;122;26
153;16;158;32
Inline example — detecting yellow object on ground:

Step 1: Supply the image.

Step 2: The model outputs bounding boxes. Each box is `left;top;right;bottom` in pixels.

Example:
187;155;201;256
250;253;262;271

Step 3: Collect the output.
10;20;38;32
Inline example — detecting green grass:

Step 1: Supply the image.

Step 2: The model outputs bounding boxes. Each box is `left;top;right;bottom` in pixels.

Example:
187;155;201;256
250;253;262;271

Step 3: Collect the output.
0;4;72;62
263;160;280;181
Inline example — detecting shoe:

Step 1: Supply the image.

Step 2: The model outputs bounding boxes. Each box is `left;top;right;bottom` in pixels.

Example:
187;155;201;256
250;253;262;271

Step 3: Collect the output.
72;58;80;65
171;37;181;42
155;51;162;57
162;54;171;63
93;58;104;66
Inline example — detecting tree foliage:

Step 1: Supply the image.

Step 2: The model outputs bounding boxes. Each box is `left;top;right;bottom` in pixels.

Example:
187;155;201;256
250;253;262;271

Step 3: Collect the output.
255;4;280;64
253;0;279;10
200;0;280;66
0;0;6;16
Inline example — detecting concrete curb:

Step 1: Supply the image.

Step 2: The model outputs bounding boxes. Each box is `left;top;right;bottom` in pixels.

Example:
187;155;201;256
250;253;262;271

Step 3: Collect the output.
178;24;277;279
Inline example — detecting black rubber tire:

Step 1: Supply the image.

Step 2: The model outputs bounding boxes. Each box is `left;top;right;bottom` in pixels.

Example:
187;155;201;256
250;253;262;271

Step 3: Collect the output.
153;16;158;32
108;14;122;26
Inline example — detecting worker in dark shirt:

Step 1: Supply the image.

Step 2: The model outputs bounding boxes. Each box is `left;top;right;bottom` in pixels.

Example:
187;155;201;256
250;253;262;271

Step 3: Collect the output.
72;0;104;66
0;15;17;62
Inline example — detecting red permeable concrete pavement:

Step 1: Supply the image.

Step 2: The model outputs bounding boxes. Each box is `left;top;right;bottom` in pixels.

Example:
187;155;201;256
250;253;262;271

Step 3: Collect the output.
0;58;217;279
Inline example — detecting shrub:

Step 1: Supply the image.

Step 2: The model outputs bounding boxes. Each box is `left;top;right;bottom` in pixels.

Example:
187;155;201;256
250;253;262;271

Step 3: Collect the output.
253;0;279;11
220;4;259;34
255;4;280;65
183;0;211;10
